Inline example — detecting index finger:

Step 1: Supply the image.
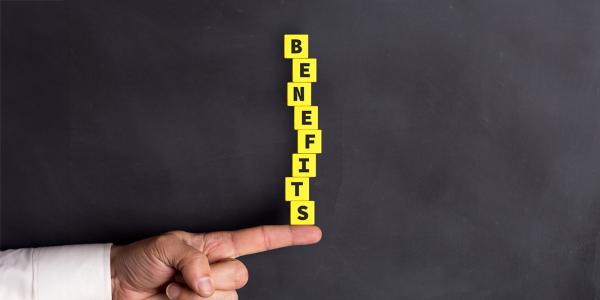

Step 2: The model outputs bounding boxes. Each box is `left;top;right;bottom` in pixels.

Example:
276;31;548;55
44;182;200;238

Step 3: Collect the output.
203;225;322;262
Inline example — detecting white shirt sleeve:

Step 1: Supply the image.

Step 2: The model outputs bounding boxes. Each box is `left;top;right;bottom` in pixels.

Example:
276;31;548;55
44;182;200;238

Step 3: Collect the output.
0;244;112;300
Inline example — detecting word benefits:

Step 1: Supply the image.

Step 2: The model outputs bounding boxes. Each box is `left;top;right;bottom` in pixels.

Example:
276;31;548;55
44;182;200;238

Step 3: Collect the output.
284;34;321;225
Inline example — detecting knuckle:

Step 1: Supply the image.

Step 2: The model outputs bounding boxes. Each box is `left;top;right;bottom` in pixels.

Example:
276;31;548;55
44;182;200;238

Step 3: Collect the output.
189;250;208;263
260;225;272;250
150;234;180;262
204;232;237;258
204;231;229;247
177;248;208;270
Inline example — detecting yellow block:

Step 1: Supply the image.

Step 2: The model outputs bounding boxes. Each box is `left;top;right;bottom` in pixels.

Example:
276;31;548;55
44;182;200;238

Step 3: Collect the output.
292;58;317;82
285;177;310;201
284;34;309;59
292;153;316;177
294;106;318;130
298;130;322;154
287;82;312;106
290;200;315;225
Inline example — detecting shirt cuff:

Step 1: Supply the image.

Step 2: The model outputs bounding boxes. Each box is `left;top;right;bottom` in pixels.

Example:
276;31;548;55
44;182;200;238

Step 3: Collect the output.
34;244;112;300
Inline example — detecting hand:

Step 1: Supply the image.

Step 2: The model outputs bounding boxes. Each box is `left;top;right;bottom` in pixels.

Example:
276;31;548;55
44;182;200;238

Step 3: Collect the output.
110;225;322;300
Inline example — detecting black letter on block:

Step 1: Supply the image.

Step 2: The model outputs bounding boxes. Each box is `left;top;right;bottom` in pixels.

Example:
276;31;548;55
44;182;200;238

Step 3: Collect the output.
292;39;302;53
305;134;315;149
291;181;303;197
299;158;310;173
294;86;304;102
301;110;312;125
300;63;310;77
298;205;309;220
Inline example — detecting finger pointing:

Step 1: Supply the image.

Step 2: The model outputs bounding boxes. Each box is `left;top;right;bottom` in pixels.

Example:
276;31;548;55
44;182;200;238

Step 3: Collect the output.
202;225;322;262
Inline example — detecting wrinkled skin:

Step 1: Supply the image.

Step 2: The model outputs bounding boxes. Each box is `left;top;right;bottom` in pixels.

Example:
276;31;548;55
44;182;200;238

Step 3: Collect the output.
110;225;322;300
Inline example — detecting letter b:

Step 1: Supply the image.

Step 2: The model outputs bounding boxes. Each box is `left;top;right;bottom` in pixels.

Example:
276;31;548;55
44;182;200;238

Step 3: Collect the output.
284;34;309;59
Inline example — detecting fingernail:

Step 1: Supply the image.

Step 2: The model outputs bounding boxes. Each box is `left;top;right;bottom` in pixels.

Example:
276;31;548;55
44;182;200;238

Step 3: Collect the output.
197;277;214;296
166;283;181;299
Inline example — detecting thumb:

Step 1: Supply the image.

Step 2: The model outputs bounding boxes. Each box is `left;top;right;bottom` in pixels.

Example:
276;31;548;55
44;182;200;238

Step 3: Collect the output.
154;233;215;297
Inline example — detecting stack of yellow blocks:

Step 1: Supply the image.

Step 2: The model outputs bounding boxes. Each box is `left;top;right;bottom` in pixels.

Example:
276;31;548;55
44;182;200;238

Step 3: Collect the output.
284;34;321;225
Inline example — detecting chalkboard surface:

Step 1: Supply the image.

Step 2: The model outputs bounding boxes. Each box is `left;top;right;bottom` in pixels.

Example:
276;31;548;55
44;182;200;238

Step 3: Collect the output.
3;1;600;299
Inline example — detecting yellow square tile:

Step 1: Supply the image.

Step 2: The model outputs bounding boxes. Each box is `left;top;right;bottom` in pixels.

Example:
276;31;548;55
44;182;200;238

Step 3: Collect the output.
285;177;310;201
292;153;316;177
284;34;309;59
292;58;317;82
290;200;315;225
298;130;322;154
294;106;318;130
287;82;312;106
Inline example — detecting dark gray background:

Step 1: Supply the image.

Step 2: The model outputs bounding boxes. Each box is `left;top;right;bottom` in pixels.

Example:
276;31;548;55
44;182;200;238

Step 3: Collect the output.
3;1;600;299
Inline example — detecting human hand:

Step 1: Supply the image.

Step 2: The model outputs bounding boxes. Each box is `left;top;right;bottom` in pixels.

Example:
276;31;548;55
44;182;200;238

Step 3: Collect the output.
110;225;322;300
